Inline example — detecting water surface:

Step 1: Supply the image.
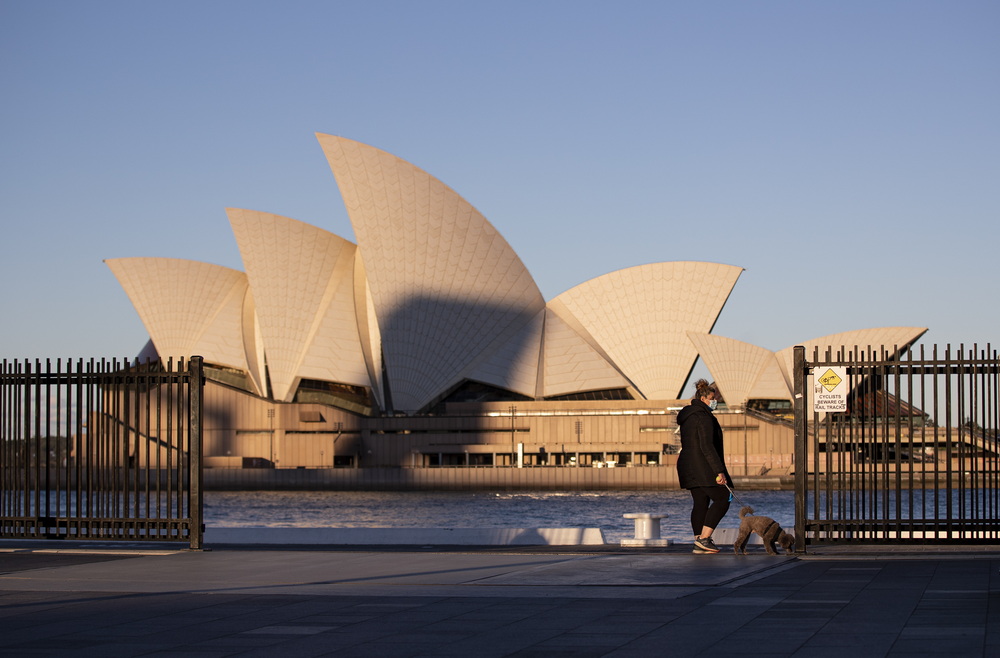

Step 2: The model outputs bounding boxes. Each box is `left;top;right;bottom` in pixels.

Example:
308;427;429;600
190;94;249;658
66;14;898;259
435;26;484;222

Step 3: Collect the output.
204;489;796;544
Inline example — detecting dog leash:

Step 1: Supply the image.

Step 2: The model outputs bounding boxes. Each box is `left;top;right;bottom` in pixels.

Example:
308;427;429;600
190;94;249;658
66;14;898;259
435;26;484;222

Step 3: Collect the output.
723;481;750;508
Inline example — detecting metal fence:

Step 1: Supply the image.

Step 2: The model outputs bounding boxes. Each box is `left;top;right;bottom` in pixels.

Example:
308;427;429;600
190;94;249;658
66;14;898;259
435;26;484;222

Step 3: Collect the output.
0;356;204;548
793;344;999;549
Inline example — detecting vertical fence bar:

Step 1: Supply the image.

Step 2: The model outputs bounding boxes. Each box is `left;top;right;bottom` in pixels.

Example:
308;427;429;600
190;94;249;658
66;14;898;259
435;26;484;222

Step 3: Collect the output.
942;346;952;537
0;362;5;523
98;358;108;530
917;344;928;534
983;343;1000;539
904;347;915;537
156;359;165;535
894;350;903;532
30;361;40;536
143;359;152;531
989;345;999;540
166;358;175;523
129;359;139;534
931;345;936;539
956;345;967;530
793;345;807;552
811;346;821;535
178;357;187;535
1;362;4;521
117;358;127;535
71;359;80;532
86;358;97;533
189;356;204;550
51;359;59;530
845;346;857;536
968;344;979;526
872;349;885;537
822;347;835;533
2;361;10;524
817;346;828;537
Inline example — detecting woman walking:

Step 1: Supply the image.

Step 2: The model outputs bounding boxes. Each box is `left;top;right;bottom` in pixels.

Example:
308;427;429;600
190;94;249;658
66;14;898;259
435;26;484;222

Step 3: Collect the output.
676;379;732;553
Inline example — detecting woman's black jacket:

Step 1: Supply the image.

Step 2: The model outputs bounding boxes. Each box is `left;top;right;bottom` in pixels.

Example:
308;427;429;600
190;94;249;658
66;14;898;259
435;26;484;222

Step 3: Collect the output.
675;398;732;489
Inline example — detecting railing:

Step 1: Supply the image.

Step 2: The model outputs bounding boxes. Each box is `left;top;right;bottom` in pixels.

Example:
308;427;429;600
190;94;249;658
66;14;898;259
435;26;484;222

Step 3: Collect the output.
794;344;999;549
0;357;204;548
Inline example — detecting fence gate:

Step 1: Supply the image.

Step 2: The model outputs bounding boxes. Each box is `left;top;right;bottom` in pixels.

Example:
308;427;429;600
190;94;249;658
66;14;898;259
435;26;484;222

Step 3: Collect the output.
0;356;204;549
793;344;999;550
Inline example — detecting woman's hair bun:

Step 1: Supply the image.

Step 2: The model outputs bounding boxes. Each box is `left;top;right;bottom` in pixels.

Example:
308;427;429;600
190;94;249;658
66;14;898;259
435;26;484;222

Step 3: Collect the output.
693;378;716;400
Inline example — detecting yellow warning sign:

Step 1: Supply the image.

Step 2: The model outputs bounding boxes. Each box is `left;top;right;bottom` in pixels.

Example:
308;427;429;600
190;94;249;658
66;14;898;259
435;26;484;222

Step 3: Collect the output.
818;368;842;392
813;366;848;412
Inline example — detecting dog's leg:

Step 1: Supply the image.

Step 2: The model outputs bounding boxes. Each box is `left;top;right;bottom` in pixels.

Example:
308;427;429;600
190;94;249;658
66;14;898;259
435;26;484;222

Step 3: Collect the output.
733;527;748;555
762;527;778;555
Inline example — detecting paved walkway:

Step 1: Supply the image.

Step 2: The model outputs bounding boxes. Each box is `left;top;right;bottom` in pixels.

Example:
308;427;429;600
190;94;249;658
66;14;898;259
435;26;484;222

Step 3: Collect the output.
0;541;998;657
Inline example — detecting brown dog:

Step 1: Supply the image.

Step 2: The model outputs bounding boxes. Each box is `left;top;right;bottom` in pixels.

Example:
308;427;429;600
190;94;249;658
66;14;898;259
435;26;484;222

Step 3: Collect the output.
732;506;795;555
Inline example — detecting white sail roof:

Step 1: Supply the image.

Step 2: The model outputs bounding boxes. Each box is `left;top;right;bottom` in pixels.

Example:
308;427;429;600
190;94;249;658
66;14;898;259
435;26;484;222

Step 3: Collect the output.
318;134;546;412
549;262;743;400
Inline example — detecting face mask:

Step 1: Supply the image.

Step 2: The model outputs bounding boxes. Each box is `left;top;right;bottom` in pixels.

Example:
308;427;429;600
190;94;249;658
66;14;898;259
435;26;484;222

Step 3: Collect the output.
708;399;718;411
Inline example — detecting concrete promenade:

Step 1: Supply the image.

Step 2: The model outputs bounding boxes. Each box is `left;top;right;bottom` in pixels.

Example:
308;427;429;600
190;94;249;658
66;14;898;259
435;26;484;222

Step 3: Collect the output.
0;539;997;657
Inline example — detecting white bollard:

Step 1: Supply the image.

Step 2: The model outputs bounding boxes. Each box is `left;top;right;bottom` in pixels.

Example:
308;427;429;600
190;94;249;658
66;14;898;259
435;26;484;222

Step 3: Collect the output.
621;512;670;547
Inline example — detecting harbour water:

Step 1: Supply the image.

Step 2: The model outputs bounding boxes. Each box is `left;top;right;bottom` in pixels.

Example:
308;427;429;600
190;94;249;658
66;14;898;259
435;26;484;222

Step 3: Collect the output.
203;489;797;544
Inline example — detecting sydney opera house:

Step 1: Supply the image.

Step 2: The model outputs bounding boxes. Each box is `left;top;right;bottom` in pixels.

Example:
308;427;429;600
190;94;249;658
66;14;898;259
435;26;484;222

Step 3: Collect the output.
106;135;926;489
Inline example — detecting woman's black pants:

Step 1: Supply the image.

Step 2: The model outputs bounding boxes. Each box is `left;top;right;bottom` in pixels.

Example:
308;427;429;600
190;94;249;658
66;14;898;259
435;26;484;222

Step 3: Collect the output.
688;485;731;535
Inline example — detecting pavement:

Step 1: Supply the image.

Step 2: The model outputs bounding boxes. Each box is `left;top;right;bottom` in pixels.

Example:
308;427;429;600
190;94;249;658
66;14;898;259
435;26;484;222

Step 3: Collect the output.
0;538;998;657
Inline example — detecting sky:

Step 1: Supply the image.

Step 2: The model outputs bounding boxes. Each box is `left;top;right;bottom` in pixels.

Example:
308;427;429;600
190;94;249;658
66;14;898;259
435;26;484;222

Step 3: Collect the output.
1;1;997;396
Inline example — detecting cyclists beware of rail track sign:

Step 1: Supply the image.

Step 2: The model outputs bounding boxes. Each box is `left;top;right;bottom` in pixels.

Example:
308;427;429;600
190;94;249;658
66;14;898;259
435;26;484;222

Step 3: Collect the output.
813;366;848;412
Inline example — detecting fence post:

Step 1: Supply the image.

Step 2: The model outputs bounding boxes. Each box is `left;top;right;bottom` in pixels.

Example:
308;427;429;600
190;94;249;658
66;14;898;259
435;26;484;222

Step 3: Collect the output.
188;356;204;550
793;345;807;553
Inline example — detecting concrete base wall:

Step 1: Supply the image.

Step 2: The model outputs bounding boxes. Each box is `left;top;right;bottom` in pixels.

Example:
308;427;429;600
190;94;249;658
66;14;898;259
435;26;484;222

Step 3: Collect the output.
203;466;795;491
204;466;682;491
205;526;606;546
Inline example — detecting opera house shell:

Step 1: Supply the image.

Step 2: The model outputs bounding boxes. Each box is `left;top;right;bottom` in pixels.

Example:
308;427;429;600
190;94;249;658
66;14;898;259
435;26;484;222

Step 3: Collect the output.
105;134;927;487
108;135;750;414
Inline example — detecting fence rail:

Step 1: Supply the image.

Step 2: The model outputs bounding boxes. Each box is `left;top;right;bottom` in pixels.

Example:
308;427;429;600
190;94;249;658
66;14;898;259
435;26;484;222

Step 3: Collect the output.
794;344;999;549
0;356;203;548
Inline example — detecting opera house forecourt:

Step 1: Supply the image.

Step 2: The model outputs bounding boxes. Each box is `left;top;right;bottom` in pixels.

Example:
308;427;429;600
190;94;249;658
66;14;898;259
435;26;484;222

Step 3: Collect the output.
106;134;926;490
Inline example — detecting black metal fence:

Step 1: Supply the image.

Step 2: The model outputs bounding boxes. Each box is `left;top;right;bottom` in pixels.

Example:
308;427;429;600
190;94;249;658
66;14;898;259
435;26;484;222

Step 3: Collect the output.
793;344;999;549
0;357;203;548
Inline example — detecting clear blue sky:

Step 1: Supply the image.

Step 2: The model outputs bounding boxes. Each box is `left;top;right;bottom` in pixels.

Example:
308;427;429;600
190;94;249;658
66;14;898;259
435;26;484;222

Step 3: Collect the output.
2;1;997;392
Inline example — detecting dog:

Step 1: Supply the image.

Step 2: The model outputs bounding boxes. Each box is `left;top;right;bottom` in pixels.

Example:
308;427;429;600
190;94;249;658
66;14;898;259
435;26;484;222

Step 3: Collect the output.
732;506;795;555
